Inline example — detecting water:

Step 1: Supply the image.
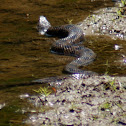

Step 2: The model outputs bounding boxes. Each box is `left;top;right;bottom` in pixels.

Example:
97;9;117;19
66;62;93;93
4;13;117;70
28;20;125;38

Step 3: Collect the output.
0;0;125;125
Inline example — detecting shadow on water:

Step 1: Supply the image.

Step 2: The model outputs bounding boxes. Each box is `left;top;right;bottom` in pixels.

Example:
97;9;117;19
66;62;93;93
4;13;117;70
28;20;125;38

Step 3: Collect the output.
0;0;125;125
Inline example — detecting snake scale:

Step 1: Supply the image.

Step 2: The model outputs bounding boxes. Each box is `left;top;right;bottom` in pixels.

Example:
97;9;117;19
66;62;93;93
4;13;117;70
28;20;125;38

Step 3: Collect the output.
32;16;97;84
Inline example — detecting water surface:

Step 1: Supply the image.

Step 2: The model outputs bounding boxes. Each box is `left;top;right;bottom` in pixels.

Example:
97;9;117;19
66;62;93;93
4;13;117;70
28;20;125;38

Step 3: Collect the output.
1;0;125;125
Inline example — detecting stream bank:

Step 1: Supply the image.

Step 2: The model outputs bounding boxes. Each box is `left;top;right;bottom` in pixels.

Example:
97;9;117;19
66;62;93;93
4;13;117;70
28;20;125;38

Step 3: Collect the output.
25;75;126;126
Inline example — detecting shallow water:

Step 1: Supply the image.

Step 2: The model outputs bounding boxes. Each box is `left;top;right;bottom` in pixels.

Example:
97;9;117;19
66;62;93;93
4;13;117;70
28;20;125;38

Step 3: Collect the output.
0;0;125;125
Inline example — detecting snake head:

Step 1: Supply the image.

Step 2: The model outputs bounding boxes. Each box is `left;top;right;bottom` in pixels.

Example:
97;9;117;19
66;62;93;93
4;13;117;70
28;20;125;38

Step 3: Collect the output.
37;16;51;35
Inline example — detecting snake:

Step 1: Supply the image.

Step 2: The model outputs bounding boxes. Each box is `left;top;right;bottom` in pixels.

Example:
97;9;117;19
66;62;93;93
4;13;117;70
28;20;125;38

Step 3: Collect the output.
32;16;97;84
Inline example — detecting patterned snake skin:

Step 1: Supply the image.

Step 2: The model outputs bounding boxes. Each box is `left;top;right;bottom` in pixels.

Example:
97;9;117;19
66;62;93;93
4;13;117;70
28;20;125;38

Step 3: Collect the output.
47;24;96;76
32;17;97;84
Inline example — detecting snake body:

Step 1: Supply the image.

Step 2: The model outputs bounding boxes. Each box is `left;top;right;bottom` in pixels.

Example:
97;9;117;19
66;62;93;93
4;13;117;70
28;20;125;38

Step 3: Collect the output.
32;17;97;84
46;24;96;76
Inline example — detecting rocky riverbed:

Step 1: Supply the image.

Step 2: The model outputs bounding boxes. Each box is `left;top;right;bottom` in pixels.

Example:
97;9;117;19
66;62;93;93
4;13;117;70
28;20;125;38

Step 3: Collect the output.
77;2;126;40
24;75;126;126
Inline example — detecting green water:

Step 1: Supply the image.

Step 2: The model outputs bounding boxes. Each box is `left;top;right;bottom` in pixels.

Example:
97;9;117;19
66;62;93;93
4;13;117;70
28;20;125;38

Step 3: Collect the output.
0;0;126;125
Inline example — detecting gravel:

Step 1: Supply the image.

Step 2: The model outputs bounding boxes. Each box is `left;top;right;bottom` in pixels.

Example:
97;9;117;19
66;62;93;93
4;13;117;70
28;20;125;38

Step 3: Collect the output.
25;75;126;126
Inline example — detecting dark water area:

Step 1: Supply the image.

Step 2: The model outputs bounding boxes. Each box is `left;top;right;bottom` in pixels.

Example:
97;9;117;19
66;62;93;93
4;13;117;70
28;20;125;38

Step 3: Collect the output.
0;0;125;125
